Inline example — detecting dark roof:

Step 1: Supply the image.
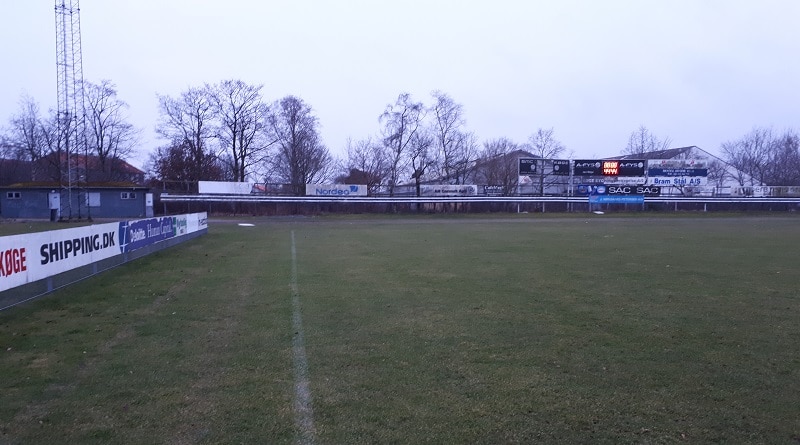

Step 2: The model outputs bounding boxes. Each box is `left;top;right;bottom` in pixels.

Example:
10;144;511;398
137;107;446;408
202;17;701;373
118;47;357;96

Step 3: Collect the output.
40;152;144;175
1;181;147;189
607;146;700;160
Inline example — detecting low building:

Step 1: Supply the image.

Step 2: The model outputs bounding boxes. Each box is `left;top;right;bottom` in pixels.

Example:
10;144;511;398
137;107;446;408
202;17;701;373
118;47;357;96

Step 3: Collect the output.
1;184;149;220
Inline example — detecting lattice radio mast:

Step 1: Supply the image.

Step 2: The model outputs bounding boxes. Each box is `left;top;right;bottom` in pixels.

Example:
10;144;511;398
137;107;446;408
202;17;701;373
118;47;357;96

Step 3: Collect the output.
55;0;88;220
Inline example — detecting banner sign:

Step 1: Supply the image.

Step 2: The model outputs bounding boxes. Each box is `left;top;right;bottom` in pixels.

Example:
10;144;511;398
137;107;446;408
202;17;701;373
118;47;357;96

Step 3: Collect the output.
119;216;178;253
0;213;207;293
647;159;708;169
551;160;570;176
573;160;603;176
519;158;537;175
420;185;478;197
199;181;254;195
731;186;800;197
589;195;645;204
306;184;368;196
483;185;506;196
647;176;707;186
575;184;607;196
648;168;708;177
603;176;647;185
606;185;661;196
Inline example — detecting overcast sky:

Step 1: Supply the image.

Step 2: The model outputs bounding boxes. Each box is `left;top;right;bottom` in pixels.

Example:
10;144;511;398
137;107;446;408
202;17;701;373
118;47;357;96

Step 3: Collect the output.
2;0;800;170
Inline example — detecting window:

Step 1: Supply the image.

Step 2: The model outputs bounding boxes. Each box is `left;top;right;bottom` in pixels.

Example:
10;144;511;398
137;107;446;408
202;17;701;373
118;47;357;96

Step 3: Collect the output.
6;192;21;199
86;192;101;207
120;192;137;200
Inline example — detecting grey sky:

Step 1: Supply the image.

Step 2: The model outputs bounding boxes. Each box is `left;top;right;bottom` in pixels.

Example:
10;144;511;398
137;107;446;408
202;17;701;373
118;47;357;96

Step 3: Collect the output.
2;1;800;170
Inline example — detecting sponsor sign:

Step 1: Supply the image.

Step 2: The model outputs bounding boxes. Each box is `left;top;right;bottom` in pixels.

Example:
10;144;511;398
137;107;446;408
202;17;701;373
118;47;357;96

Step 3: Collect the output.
420;185;478;197
647;159;708;169
589;195;645;204
483;185;506;196
0;223;120;291
519;158;537;174
573;160;603;176
731;186;800;197
604;176;647;185
606;185;661;196
614;160;646;176
0;212;208;293
551;160;570;176
647;176;707;186
119;217;177;253
575;184;607;196
306;184;368;196
199;181;254;195
648;168;708;177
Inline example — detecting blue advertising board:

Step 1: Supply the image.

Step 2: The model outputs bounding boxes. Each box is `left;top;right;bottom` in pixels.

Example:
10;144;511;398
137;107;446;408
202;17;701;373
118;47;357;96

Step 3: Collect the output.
589;195;645;204
119;216;178;253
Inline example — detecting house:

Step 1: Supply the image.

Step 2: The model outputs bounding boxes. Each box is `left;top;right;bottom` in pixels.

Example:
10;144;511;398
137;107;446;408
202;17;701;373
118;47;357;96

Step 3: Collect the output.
0;183;149;220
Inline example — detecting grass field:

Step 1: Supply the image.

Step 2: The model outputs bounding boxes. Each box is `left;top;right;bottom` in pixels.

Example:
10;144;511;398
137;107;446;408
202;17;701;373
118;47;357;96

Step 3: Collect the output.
1;215;799;444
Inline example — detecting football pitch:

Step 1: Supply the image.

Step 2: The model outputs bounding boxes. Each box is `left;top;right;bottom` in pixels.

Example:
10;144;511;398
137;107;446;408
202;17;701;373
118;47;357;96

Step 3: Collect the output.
1;215;799;443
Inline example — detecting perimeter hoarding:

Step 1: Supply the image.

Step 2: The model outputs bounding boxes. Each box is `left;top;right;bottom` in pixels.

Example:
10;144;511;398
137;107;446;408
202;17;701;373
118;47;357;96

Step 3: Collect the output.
589;195;645;204
199;181;254;195
306;184;368;196
0;213;207;293
420;185;478;197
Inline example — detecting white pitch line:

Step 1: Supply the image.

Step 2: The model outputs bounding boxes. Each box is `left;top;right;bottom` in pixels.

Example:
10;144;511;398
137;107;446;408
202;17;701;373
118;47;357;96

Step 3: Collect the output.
291;231;316;445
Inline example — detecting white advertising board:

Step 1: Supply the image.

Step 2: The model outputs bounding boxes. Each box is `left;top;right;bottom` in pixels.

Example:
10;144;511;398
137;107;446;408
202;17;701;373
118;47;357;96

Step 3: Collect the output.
306;184;368;196
647;176;708;186
0;223;120;290
420;185;478;197
647;159;708;169
198;181;254;194
0;212;208;293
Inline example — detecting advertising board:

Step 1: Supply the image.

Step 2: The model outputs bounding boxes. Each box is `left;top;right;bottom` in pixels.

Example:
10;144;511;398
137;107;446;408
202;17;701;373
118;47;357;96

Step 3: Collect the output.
519;158;537;175
573;160;603;176
731;186;800;197
420;185;478;197
589;195;645;204
0;213;208;293
306;184;368;196
647;177;707;186
606;185;661;196
199;181;254;195
551;160;570;176
0;223;120;290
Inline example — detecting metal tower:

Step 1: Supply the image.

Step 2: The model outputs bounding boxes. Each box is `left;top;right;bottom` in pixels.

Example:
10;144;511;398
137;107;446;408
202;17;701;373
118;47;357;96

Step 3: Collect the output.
55;0;88;220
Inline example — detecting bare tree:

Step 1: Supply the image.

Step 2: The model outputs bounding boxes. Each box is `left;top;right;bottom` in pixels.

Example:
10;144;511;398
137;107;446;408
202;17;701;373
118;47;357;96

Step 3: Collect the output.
340;136;388;193
6;95;47;162
380;93;425;196
267;95;332;195
156;87;217;182
146;140;225;190
765;129;800;185
408;129;437;197
623;125;671;155
525;128;567;196
472;138;521;196
84;80;139;181
721;127;772;185
430;91;478;184
208;79;269;182
4;96;63;181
